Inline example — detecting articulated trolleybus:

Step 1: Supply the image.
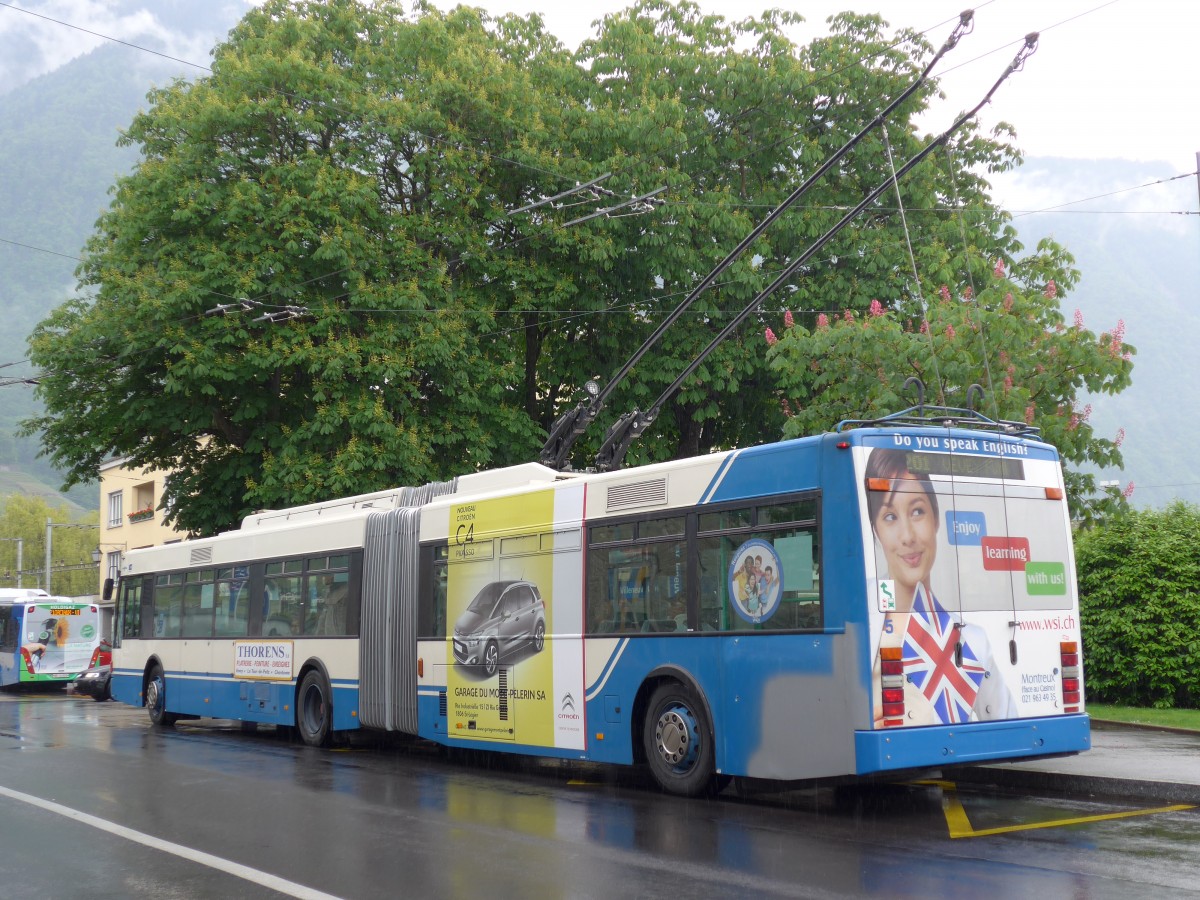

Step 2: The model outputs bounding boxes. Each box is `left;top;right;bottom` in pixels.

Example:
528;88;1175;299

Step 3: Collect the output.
0;589;104;688
111;409;1088;796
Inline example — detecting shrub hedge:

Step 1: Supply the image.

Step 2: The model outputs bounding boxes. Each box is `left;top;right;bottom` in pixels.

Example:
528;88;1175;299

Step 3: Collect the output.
1075;501;1200;708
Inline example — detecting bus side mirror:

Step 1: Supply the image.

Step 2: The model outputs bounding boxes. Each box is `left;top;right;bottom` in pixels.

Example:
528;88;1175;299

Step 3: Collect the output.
102;578;114;603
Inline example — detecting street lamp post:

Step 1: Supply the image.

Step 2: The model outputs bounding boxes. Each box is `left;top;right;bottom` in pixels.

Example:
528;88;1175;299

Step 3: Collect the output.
44;519;101;594
0;538;23;589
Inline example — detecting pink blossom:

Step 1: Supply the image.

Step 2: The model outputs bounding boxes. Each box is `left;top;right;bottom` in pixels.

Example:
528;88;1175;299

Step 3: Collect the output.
817;313;829;330
868;299;884;318
945;324;956;339
784;309;794;329
1073;308;1084;329
764;327;778;346
781;398;793;417
1109;319;1125;357
1123;482;1135;499
1081;403;1092;422
1045;280;1057;299
939;285;951;303
1003;292;1014;312
963;286;973;300
993;258;1005;278
1003;374;1013;392
919;320;929;334
1068;414;1079;431
1115;427;1125;448
843;309;854;322
1024;405;1035;425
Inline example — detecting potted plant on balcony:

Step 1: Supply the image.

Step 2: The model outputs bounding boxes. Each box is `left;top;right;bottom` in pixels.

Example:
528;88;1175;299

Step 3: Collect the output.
127;505;154;523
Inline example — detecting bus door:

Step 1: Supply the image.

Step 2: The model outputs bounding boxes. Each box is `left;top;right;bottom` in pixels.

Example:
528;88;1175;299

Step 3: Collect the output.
0;604;17;684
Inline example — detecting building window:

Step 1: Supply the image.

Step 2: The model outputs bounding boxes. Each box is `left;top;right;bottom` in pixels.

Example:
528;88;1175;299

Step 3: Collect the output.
106;551;122;585
107;491;123;528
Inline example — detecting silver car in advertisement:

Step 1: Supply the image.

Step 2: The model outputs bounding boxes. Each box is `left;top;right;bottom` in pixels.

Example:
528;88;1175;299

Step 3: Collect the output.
452;580;546;677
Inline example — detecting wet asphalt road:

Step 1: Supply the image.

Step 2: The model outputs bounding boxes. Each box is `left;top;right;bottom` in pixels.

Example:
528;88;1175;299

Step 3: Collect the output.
2;690;1199;899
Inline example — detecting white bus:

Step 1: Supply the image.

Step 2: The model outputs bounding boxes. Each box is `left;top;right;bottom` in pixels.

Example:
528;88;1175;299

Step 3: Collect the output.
111;412;1088;796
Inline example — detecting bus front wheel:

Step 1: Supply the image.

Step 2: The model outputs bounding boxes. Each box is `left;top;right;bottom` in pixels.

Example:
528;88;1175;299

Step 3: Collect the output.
146;664;178;728
643;682;724;798
296;670;332;747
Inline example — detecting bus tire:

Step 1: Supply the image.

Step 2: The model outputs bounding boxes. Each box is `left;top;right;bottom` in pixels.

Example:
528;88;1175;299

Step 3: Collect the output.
296;670;332;747
146;664;178;727
643;681;721;798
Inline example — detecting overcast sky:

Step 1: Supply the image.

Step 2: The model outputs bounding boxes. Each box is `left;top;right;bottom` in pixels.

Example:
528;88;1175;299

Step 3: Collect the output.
422;0;1196;174
3;0;1195;168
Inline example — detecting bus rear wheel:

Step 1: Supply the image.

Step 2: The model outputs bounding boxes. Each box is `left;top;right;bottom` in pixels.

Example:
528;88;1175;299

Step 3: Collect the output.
146;664;178;728
643;682;724;798
296;670;332;747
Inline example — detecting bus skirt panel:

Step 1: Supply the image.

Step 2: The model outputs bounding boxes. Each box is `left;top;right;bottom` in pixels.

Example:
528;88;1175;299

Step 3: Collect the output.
853;713;1091;774
111;668;361;731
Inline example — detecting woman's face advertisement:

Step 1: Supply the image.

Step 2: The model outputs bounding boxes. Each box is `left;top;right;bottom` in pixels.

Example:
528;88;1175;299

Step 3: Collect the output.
872;479;937;604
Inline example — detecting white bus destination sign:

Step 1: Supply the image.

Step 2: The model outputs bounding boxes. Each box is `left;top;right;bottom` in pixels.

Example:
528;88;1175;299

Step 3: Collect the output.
233;640;293;680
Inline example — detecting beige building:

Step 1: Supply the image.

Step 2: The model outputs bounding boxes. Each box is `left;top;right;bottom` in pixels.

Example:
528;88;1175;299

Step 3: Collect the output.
98;458;186;595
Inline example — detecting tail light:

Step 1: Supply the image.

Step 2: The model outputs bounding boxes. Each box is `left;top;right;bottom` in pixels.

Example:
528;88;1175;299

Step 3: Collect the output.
880;646;905;726
1060;641;1082;711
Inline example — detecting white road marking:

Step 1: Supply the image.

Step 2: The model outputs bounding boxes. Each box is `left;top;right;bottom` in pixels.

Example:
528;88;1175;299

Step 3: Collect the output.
0;784;343;900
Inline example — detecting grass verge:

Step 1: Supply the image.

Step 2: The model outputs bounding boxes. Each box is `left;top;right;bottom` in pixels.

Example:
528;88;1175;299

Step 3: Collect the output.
1088;703;1200;731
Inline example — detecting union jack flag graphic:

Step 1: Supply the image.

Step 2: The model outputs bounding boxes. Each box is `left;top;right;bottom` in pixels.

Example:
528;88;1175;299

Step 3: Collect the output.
903;586;986;723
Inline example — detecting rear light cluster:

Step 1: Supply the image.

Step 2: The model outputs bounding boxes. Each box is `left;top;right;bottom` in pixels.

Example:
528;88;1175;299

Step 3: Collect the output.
1060;641;1082;712
880;646;905;726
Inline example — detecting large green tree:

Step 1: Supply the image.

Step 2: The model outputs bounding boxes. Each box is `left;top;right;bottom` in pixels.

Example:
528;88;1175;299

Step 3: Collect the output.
24;1;1117;535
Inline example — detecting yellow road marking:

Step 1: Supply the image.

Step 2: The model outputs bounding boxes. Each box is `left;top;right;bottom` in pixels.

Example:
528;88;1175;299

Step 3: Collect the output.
936;782;1193;839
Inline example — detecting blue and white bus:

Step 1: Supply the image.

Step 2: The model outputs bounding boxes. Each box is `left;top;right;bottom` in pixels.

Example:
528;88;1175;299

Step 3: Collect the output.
0;589;104;688
110;411;1088;796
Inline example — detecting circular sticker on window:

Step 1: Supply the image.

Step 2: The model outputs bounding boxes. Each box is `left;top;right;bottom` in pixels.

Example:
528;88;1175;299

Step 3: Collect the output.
728;538;783;624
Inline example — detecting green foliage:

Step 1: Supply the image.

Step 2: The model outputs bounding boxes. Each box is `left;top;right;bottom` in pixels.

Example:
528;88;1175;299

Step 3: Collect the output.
0;495;100;597
767;253;1134;518
1075;502;1200;708
22;0;1127;536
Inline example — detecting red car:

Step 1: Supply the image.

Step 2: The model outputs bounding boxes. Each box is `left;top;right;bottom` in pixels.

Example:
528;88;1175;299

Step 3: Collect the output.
75;640;112;701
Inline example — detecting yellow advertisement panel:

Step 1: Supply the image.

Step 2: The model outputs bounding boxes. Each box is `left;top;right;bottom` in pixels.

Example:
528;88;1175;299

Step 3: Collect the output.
446;489;562;747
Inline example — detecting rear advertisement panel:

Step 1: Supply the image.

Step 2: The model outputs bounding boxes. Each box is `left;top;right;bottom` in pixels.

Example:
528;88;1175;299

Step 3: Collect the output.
22;603;99;680
857;433;1081;728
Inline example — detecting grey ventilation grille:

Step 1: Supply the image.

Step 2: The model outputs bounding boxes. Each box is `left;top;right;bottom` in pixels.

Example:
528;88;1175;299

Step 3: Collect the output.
189;546;213;565
607;477;667;511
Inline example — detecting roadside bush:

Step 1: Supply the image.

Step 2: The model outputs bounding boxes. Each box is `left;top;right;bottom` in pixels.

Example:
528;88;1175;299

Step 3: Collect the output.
1075;502;1200;708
